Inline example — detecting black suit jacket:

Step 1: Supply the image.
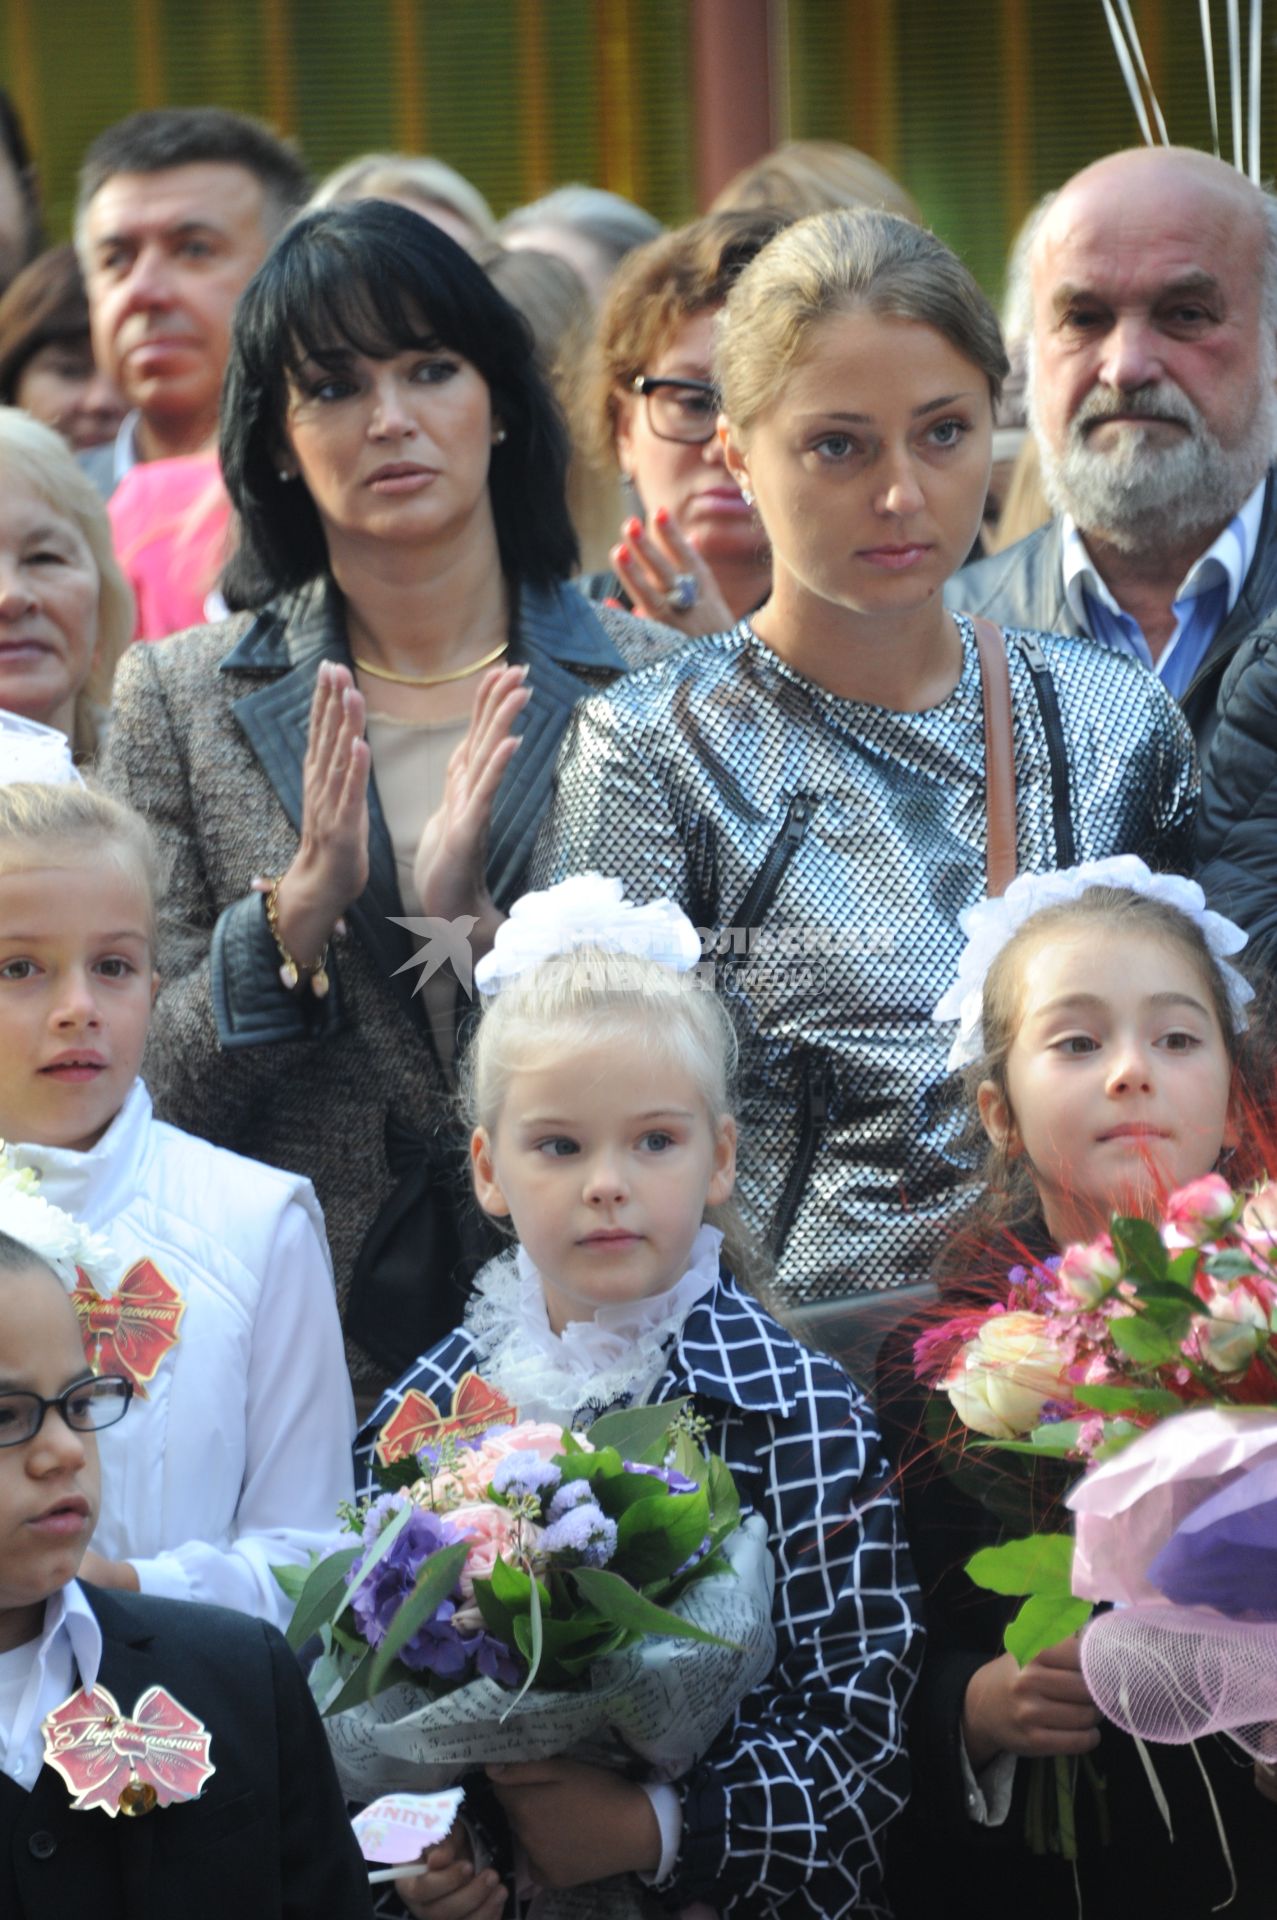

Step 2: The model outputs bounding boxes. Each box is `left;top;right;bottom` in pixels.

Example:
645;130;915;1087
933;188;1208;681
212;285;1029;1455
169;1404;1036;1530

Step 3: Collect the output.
0;1586;372;1920
945;469;1277;758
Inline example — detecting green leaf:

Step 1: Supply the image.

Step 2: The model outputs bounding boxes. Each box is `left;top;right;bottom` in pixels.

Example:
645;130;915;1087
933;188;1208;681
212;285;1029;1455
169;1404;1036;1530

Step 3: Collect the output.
1204;1250;1265;1281
272;1561;311;1604
615;1488;710;1583
569;1564;736;1647
487;1552;550;1613
705;1454;740;1536
1167;1247;1201;1288
1031;1421;1085;1454
1004;1593;1094;1668
1111;1216;1169;1287
471;1581;517;1647
670;1428;709;1485
604;1472;685;1517
966;1532;1074;1598
1072;1383;1184;1415
586;1399;689;1462
285;1546;362;1652
499;1566;545;1720
321;1647;376;1717
1109;1312;1188;1366
367;1541;470;1695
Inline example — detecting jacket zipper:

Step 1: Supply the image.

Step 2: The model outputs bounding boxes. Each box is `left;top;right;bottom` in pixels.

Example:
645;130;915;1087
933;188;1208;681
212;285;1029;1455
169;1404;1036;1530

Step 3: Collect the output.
1011;632;1077;867
769;1056;831;1259
720;794;814;967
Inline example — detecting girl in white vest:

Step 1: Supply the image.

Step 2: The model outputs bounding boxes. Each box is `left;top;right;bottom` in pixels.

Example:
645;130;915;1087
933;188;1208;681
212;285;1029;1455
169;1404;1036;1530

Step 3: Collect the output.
0;767;354;1628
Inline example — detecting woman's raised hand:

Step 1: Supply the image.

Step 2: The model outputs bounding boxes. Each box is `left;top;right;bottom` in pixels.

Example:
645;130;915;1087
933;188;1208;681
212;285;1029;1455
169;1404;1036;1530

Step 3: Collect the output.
610;508;736;638
272;662;371;967
961;1639;1101;1771
412;663;530;947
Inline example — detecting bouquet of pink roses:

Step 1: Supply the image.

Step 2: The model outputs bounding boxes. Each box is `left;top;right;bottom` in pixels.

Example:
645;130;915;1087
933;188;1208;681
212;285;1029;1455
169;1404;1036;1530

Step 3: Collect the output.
915;1175;1277;1859
279;1384;775;1804
917;1174;1277;1661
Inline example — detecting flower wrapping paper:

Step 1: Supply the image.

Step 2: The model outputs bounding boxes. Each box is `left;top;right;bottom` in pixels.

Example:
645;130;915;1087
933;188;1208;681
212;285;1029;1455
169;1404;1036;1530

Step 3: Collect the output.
324;1514;775;1801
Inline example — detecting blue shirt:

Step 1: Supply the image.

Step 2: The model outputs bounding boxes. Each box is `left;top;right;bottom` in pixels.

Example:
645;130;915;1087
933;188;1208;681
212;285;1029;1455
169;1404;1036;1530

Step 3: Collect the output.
1061;478;1265;699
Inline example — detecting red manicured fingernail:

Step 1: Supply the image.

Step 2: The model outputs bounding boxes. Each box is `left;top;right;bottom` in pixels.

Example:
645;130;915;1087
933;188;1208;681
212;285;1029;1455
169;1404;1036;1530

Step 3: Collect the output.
617;543;631;565
625;517;643;539
655;506;670;527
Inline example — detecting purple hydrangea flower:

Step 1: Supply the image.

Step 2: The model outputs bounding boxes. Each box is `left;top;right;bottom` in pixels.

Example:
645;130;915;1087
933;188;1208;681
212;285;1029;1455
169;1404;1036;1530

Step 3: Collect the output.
490;1450;562;1503
541;1502;618;1568
469;1630;521;1687
347;1506;471;1675
547;1478;594;1522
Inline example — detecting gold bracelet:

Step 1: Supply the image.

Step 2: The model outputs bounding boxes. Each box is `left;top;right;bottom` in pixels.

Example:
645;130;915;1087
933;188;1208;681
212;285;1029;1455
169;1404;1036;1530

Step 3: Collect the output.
264;878;331;999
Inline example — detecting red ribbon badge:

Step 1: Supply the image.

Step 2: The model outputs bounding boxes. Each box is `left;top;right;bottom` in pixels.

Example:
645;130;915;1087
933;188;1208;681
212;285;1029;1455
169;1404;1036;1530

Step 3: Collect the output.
72;1259;185;1398
374;1371;518;1466
42;1684;215;1817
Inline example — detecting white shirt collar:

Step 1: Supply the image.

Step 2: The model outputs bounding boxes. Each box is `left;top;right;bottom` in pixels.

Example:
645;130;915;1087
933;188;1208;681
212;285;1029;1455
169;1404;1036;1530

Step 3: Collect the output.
462;1225;724;1426
111;410;142;485
1060;476;1267;629
0;1581;103;1790
12;1080;151;1264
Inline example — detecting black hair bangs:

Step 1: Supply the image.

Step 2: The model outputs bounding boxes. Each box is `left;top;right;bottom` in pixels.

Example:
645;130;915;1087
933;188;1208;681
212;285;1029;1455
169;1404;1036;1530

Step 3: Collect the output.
264;204;508;386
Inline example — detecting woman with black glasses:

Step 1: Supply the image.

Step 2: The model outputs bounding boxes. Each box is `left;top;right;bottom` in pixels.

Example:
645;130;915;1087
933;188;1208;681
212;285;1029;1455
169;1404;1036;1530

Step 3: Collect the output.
577;209;785;636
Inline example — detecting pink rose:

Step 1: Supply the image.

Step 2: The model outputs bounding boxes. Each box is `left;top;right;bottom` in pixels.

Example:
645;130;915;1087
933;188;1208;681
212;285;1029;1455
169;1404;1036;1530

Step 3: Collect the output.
449;1502;543;1605
1241;1182;1277;1250
1190;1279;1274;1373
1165;1174;1236;1243
943;1311;1072;1439
1057;1235;1122;1309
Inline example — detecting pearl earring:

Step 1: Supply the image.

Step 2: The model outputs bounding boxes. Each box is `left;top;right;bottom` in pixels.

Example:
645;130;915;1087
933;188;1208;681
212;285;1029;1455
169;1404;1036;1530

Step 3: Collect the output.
492;426;508;445
740;486;754;507
277;468;296;483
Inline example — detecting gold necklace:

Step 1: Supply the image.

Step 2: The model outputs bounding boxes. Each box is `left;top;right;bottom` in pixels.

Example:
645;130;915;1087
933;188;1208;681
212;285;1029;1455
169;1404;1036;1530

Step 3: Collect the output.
351;637;509;687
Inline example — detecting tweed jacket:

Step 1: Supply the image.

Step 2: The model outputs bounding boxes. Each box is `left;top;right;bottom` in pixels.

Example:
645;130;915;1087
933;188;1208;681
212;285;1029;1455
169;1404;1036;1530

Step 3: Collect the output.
356;1272;922;1919
945;469;1277;756
0;1585;372;1919
99;577;678;1386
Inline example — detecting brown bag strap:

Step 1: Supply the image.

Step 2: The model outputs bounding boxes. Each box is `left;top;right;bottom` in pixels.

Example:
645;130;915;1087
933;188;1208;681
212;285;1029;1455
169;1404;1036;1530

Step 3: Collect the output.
970;615;1017;898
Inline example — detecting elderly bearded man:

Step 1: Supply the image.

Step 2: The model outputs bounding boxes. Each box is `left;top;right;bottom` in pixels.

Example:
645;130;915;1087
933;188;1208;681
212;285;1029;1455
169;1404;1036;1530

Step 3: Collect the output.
948;146;1277;757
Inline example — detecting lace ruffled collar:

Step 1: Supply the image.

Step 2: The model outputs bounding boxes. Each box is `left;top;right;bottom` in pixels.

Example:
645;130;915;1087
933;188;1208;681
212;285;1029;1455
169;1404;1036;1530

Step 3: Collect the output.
462;1225;723;1427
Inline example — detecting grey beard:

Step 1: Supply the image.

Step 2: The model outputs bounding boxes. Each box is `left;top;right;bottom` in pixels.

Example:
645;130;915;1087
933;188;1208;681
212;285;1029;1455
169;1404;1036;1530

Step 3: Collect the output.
1033;386;1277;554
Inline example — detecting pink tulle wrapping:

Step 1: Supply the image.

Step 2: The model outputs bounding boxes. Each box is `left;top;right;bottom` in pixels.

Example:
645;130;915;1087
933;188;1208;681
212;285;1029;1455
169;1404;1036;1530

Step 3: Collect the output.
1068;1407;1277;1606
1080;1606;1277;1759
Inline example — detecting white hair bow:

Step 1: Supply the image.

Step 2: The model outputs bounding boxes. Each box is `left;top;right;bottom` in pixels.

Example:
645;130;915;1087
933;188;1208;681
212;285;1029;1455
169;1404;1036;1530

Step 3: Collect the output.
475;874;703;995
933;855;1254;1072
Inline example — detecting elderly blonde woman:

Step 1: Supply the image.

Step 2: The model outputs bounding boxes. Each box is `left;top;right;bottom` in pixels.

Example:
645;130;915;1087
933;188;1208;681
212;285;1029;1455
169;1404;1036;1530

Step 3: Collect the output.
0;406;133;761
531;209;1198;1353
309;151;496;251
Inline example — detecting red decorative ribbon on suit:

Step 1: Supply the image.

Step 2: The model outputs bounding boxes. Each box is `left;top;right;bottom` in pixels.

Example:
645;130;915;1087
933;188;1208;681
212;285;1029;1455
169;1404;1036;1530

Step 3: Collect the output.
42;1683;214;1817
71;1259;184;1398
374;1371;518;1467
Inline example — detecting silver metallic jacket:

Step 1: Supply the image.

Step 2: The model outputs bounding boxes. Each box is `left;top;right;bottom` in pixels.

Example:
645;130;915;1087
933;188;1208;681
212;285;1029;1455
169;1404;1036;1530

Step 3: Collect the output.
531;617;1196;1316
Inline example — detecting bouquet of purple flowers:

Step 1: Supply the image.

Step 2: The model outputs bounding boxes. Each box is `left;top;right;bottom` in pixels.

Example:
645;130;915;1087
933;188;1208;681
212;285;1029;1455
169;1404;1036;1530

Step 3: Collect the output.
279;1390;776;1803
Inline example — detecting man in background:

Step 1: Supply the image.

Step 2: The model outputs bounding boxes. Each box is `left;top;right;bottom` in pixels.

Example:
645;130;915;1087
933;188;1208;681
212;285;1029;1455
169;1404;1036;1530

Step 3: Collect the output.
948;145;1277;755
76;105;308;497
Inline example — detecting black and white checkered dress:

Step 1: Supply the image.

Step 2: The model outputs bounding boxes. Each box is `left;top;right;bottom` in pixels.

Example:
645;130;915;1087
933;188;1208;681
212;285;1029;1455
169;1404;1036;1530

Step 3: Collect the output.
356;1272;922;1918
